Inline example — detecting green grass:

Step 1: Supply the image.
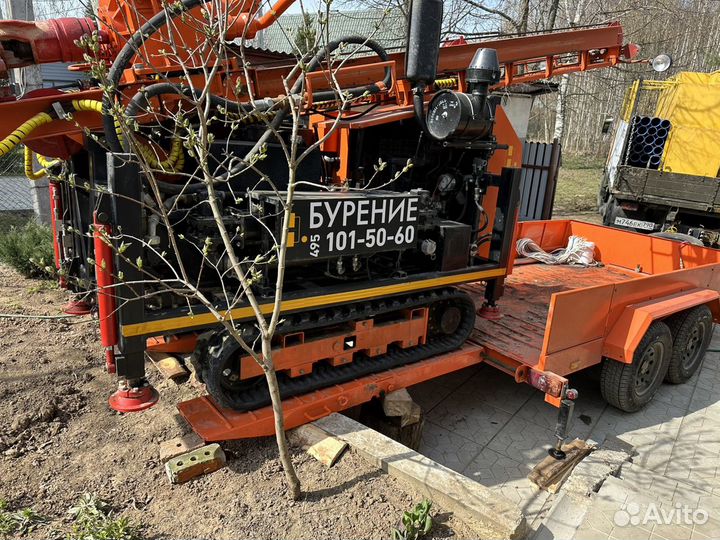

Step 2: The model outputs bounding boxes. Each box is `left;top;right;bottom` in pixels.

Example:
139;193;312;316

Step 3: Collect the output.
0;495;142;540
67;494;141;540
0;220;56;278
0;499;46;538
553;156;605;214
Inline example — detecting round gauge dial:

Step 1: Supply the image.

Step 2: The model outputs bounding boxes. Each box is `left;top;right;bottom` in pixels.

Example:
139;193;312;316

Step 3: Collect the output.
426;92;463;140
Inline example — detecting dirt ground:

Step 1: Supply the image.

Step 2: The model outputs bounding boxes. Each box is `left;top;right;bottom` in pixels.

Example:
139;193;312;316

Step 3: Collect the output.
0;264;473;539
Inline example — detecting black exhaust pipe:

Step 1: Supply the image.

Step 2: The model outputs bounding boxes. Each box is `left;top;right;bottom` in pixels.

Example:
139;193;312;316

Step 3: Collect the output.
405;0;444;137
405;0;444;85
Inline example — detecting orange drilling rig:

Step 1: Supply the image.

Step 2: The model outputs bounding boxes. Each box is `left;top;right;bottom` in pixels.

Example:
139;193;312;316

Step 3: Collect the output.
0;0;652;449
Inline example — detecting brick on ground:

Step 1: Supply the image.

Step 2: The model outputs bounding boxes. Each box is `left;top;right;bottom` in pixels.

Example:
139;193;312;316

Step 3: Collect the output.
165;443;226;484
159;432;205;463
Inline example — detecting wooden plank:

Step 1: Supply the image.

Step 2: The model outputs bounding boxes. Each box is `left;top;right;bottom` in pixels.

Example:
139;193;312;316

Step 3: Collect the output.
528;439;594;491
159;432;205;463
147;351;188;380
288;424;348;467
314;413;528;540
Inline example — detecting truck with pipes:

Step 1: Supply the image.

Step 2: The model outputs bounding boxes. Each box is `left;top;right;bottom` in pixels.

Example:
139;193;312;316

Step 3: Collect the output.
599;71;720;246
2;0;720;458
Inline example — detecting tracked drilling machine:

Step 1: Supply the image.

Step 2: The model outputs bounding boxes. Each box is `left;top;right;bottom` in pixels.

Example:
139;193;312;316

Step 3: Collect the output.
0;0;637;430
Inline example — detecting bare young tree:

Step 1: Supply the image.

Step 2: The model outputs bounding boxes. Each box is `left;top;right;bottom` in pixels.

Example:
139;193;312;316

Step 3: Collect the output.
31;0;401;500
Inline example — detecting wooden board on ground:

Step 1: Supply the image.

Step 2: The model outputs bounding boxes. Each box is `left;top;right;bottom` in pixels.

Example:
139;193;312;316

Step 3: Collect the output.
382;388;422;427
528;439;595;491
314;413;527;540
147;351;189;380
288;423;348;467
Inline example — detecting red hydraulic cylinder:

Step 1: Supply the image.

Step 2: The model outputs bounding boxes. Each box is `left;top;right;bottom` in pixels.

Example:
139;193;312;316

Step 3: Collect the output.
48;182;63;278
0;18;97;73
92;214;118;374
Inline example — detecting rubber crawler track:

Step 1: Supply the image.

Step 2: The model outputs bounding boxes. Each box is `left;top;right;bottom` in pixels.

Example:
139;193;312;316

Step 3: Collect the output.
202;287;476;411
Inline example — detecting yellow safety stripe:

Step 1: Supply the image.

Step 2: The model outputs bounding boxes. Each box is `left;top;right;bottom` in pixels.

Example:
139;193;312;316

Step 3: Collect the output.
121;267;506;337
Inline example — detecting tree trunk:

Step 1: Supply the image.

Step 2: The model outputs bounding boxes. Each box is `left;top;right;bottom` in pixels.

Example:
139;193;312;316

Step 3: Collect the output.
552;0;585;142
262;337;302;500
553;74;569;141
518;0;530;33
548;0;560;30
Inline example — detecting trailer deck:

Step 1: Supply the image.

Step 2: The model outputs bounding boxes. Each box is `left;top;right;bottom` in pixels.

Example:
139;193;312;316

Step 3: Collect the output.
467;263;640;369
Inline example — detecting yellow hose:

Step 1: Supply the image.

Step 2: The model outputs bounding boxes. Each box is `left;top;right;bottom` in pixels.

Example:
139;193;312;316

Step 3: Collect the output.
72;99;184;172
37;154;60;169
24;146;62;181
0;112;53;157
434;78;458;90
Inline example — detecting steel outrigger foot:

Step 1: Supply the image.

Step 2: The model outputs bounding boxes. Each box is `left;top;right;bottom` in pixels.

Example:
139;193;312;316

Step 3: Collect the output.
478;302;502;320
108;379;159;412
548;389;578;460
63;300;91;316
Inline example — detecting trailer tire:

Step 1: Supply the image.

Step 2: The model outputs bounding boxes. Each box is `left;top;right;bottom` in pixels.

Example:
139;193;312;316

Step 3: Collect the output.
664;305;713;384
600;321;672;412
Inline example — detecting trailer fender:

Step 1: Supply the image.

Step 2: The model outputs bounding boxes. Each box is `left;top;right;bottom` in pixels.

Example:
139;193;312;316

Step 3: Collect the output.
602;288;720;363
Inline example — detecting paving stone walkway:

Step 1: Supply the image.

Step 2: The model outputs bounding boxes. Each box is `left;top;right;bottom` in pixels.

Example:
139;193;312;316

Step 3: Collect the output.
408;328;720;534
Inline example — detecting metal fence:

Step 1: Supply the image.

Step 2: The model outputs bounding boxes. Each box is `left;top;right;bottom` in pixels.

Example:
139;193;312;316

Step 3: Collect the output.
0;149;35;231
519;139;562;221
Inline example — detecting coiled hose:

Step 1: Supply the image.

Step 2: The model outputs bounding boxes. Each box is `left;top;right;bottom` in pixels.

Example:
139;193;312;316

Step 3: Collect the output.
73;99;184;172
103;0;209;154
0;112;53;157
24;146;60;181
0;110;60;181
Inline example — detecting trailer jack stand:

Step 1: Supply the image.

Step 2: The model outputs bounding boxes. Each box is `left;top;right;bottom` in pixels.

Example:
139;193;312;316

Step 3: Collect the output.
108;379;159;413
548;394;576;460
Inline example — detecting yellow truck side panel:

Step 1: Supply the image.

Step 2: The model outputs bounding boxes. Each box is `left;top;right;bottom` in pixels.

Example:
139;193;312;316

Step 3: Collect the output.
656;71;720;178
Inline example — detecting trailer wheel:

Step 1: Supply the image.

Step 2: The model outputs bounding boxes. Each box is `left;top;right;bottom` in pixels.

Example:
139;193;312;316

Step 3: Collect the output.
665;305;713;384
600;321;672;412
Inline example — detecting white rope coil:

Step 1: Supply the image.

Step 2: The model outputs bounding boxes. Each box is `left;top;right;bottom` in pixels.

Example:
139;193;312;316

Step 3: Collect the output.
516;235;598;267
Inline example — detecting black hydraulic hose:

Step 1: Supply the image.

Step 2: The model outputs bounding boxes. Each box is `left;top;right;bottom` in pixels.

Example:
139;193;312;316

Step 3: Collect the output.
412;83;439;141
104;4;392;183
303;35;392;102
221;35;391;181
125;82;277;192
103;0;209;153
125;82;275;121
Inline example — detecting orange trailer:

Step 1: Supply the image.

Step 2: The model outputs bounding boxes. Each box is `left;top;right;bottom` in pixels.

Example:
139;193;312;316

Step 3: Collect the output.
180;220;720;456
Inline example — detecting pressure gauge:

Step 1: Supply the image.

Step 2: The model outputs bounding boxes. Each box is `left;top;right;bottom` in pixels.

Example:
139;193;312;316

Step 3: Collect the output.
426;90;494;141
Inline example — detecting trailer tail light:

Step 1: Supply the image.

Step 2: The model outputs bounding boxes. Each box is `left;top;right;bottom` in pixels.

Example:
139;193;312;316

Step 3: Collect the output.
565;388;579;400
520;367;567;398
620;201;639;211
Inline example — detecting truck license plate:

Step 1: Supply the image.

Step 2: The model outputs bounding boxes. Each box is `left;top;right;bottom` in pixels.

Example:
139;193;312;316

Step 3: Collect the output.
614;216;655;231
